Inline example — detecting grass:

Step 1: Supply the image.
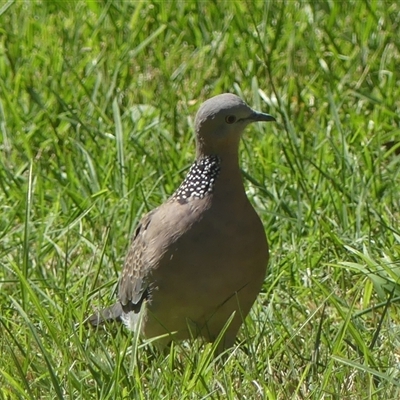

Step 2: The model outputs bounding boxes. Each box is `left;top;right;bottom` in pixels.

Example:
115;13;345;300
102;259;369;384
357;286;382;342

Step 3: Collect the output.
1;0;400;398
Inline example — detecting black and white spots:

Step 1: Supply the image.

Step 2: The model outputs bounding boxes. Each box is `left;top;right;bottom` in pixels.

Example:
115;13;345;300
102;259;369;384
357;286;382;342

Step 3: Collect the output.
173;156;221;203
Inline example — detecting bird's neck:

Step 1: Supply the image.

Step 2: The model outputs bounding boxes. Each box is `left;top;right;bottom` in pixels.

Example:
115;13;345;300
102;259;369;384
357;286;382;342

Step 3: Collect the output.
213;153;246;199
171;146;245;204
196;135;240;161
197;148;246;198
197;141;241;179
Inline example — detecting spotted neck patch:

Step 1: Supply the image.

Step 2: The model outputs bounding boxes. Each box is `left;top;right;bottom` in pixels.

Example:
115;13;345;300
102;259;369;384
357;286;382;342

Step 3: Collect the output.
172;155;221;203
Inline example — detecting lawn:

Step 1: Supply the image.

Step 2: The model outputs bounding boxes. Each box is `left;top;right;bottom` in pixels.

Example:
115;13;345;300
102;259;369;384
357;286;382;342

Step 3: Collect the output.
1;1;400;399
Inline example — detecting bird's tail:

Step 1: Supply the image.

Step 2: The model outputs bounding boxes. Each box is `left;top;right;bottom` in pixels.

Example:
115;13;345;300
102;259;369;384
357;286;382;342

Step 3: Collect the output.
87;303;123;326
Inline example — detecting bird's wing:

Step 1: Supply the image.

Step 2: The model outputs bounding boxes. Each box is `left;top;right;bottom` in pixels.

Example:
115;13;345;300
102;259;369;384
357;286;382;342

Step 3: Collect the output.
118;209;157;312
118;199;202;313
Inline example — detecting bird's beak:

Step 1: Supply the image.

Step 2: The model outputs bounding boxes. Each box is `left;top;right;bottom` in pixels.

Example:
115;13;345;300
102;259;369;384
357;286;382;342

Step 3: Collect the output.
249;111;276;122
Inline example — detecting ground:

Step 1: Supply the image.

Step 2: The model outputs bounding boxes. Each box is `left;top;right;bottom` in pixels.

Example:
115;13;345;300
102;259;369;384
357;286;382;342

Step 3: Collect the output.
0;1;400;399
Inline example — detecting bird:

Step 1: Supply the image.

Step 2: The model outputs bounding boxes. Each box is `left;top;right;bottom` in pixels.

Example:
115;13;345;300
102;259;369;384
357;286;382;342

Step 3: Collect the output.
88;93;275;352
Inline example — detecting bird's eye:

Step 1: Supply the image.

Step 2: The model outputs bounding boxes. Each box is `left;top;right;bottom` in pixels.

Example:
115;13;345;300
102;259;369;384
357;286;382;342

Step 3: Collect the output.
225;115;236;124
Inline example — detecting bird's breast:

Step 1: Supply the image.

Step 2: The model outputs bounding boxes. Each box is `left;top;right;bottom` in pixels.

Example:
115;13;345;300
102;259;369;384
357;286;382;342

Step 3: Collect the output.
150;196;268;292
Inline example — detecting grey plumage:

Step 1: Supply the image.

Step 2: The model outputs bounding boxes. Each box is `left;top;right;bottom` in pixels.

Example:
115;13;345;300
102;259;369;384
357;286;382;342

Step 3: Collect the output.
88;93;275;351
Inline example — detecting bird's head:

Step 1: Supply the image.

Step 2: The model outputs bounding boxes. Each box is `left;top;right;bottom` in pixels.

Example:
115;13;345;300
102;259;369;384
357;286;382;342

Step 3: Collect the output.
194;93;275;158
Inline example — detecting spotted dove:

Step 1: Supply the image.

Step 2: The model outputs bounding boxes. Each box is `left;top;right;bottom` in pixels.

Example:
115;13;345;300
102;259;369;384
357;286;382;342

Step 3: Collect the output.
88;93;275;351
